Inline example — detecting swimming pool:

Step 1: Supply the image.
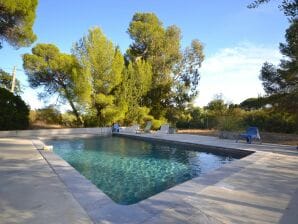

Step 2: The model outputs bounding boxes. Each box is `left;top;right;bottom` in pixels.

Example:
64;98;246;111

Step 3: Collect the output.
47;136;241;205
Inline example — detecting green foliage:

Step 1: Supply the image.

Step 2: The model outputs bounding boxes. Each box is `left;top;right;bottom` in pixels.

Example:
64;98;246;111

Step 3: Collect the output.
29;110;37;124
217;116;243;131
176;98;298;134
0;87;29;130
173;39;204;109
23;43;87;125
29;107;82;127
0;69;22;94
127;13;180;118
151;118;167;130
73;27;125;126
204;98;227;116
0;0;38;48
81;109;98;127
260;19;298;114
119;60;153;125
244;110;297;133
240;97;268;110
248;0;298;19
217;108;245;131
127;12;204;119
127;13;180;77
33;105;62;125
176;106;210;129
61;112;80;127
20;14;205;128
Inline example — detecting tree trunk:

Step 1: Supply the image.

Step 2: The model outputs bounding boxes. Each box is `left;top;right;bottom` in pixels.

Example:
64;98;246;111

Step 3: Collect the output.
63;87;83;126
68;98;84;126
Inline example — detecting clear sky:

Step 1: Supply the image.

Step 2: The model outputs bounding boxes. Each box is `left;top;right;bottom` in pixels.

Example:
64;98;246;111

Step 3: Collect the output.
0;0;289;109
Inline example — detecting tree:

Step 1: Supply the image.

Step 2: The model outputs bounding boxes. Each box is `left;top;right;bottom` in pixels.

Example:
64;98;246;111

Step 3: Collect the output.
127;13;204;119
204;99;227;116
127;13;182;119
260;19;298;113
119;59;153;124
172;39;204;109
23;43;88;125
0;0;38;49
240;97;268;110
248;0;298;19
0;69;22;94
34;105;62;124
72;27;125;126
0;87;29;130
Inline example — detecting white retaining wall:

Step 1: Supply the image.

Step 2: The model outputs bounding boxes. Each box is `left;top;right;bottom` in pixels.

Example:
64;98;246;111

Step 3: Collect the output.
0;127;112;138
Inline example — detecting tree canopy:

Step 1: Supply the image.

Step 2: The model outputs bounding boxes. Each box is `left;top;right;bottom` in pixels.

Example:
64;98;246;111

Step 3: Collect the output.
23;43;88;125
127;12;204;120
0;87;29;130
22;13;204;127
119;59;153;124
72;27;125;126
240;97;268;110
248;0;298;19
0;0;38;49
260;19;298;113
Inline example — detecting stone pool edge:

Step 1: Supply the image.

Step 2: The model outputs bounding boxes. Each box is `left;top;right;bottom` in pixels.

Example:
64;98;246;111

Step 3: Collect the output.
31;135;260;224
113;133;253;158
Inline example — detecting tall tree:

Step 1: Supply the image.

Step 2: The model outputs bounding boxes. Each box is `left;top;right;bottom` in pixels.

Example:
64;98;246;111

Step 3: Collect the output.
248;0;298;19
172;39;204;109
260;19;298;113
0;0;38;49
23;43;88;125
205;98;227;116
119;59;152;124
127;12;204;119
0;69;22;94
127;13;181;118
72;27;125;126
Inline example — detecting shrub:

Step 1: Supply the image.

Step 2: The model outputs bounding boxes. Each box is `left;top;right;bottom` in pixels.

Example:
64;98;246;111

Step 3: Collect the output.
151;118;167;130
176;120;190;129
243;110;297;133
61;112;78;127
35;105;62;124
0;88;29;130
217;115;244;131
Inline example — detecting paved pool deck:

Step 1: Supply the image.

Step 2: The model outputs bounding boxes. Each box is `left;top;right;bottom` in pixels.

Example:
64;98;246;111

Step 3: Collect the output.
0;133;298;224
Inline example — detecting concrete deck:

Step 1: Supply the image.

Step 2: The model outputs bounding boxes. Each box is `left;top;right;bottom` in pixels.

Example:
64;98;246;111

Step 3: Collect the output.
0;138;92;224
0;133;298;224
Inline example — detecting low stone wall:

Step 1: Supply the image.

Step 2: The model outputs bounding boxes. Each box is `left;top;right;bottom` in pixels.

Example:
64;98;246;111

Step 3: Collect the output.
0;127;112;138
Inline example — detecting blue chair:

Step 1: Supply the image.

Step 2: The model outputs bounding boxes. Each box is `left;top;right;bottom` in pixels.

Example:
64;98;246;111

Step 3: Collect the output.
112;123;120;133
236;127;261;144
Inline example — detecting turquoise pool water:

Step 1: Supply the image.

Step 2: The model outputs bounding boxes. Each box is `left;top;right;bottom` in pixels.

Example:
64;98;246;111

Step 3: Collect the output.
47;136;239;205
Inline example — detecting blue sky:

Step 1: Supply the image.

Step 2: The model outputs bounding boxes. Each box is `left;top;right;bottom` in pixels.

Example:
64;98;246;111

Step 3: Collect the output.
0;0;289;109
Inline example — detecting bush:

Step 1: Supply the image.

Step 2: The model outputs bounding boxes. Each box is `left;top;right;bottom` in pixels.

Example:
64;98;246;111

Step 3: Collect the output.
34;105;62;124
217;115;244;131
151;118;167;130
176;103;297;133
0;88;29;130
176;120;190;129
243;110;297;133
61;112;78;127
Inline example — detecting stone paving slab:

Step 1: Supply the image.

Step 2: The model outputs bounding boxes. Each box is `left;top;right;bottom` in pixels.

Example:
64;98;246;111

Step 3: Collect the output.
0;138;92;224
